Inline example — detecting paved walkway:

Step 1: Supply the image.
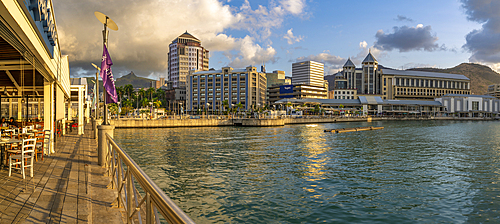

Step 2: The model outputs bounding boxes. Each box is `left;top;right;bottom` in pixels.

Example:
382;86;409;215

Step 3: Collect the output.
0;124;125;223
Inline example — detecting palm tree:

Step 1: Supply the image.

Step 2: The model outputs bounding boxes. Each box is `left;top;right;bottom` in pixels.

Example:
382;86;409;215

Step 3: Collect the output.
124;84;134;100
138;88;146;103
116;86;124;102
141;98;150;108
108;103;119;117
146;87;155;101
153;99;161;108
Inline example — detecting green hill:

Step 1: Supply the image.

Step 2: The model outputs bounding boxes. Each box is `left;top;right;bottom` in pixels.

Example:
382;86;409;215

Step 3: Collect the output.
115;71;154;88
409;63;500;95
85;71;154;91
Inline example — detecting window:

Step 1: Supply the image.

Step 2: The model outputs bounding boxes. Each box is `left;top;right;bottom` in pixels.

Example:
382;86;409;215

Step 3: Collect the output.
472;101;479;110
384;78;386;86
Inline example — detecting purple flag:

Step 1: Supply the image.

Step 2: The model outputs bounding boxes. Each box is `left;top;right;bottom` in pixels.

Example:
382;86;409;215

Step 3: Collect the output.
100;45;118;104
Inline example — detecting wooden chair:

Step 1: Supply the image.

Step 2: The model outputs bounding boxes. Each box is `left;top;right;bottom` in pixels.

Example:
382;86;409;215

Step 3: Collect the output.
34;131;45;161
43;130;51;156
9;138;36;179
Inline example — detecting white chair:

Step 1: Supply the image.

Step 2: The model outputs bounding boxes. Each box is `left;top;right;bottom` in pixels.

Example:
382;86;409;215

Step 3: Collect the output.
43;130;51;156
9;138;36;179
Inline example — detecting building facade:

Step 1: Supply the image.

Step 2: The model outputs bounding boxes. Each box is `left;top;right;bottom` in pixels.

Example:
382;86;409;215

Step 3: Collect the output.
486;84;500;99
186;66;266;112
267;84;328;104
436;94;499;117
335;53;471;100
292;61;324;86
167;31;209;88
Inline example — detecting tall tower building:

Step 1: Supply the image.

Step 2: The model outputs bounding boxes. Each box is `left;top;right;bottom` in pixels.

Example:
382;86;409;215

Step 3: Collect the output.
361;50;380;94
168;31;209;88
291;61;324;86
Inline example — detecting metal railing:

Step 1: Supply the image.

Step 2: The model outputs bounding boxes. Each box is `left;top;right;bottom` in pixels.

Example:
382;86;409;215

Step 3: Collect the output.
104;133;195;224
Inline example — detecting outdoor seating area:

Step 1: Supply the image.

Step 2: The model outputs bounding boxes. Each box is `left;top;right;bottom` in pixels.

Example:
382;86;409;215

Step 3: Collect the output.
0;126;51;178
0;124;126;223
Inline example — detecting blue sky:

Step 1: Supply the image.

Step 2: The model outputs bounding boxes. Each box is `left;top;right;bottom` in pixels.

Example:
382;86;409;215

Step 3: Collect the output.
55;0;497;80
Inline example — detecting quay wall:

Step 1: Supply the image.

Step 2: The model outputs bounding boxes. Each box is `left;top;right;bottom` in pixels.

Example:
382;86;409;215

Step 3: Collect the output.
110;116;495;128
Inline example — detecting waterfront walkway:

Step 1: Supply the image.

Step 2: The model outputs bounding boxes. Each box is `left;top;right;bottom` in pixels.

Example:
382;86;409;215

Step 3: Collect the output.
0;124;125;223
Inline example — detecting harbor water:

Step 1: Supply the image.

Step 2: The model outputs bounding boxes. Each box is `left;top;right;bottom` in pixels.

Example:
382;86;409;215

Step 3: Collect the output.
114;120;500;223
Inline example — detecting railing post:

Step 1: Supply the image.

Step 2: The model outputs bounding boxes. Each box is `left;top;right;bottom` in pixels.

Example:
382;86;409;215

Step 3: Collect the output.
146;193;153;224
97;125;114;166
127;169;133;224
117;157;123;208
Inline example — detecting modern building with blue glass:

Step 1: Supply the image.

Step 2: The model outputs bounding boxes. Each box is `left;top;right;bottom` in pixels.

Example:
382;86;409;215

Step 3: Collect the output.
186;66;267;113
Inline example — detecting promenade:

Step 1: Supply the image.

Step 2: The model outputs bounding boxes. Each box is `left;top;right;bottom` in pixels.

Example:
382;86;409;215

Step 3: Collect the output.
0;124;125;223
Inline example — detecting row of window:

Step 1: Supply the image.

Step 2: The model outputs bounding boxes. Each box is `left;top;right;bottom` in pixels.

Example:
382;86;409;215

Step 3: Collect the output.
193;87;246;91
334;90;355;95
193;97;246;102
394;78;469;89
193;92;245;96
334;96;353;99
396;87;469;96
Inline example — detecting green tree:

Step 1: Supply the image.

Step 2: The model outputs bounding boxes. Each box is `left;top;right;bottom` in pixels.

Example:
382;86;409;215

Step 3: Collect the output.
108;103;119;117
141;98;150;108
153;99;161;108
124;84;134;100
116;86;124;103
146;87;155;101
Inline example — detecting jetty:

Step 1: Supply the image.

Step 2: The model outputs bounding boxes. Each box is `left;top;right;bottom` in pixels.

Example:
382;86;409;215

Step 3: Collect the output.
324;126;384;133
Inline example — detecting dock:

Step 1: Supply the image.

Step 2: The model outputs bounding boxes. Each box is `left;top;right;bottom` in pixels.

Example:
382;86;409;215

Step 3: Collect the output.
324;126;384;133
0;124;125;223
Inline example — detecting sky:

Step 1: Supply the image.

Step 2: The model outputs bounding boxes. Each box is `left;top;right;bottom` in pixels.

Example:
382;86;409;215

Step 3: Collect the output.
52;0;500;80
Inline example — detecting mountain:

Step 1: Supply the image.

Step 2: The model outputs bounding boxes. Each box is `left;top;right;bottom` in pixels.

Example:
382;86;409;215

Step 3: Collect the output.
115;71;154;88
85;71;154;91
408;63;500;95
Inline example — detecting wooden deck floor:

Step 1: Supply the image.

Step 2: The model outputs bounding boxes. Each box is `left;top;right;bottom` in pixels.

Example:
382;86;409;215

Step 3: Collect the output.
0;124;125;223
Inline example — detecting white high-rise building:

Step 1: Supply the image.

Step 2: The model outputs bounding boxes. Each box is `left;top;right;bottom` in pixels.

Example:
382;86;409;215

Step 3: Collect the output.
168;31;209;88
292;61;324;86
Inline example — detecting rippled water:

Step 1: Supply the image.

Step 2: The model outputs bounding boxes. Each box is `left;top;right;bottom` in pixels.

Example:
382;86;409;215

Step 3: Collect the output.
114;120;500;223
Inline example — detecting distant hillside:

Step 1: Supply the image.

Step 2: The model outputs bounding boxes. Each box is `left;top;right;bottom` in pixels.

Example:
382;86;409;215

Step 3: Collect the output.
85;71;154;91
115;71;154;88
409;63;500;95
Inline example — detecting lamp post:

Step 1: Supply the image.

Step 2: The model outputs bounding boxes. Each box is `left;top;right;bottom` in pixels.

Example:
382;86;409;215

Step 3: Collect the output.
135;92;138;117
206;103;210;119
94;11;118;125
149;101;153;119
91;63;100;119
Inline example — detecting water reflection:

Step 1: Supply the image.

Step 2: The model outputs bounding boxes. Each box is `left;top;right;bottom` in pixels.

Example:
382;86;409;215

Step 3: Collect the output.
115;121;500;223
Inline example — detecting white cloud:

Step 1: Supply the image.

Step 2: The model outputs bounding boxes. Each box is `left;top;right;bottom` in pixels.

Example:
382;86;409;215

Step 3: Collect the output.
283;28;303;44
294;52;345;74
54;0;306;77
359;41;368;49
280;0;306;15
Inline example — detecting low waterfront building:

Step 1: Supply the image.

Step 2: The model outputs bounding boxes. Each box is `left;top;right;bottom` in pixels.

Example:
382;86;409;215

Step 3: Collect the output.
265;69;290;103
275;96;445;116
267;83;328;104
335;53;471;100
1;0;72;151
435;94;499;117
186;66;267;113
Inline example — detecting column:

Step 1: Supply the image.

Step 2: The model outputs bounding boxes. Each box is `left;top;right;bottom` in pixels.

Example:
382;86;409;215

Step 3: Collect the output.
44;80;54;153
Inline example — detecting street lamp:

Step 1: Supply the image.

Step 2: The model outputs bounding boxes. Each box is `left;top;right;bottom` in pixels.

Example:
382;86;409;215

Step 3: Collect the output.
94;11;118;125
206;103;210;119
91;63;100;119
180;102;183;118
149;101;153;119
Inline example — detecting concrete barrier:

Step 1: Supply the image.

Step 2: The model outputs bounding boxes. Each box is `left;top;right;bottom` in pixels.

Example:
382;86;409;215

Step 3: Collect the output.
109;116;496;128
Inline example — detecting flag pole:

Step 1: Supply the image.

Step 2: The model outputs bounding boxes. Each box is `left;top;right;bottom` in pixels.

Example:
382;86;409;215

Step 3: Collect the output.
102;17;109;125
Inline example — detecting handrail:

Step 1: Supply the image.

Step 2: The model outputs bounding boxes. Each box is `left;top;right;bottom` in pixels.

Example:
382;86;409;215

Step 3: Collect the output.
105;133;195;224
